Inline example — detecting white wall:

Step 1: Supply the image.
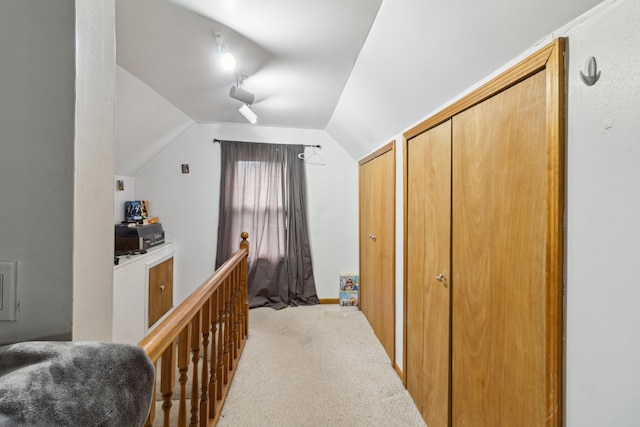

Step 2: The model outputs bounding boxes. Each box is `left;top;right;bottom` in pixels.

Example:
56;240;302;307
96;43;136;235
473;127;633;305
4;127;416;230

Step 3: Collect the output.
134;123;359;304
326;0;604;159
72;0;116;341
0;0;76;344
116;66;194;177
564;1;640;424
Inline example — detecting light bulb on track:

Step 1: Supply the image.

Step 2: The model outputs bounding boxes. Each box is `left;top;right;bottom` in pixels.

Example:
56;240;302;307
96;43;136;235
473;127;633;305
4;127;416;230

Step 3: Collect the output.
221;52;236;71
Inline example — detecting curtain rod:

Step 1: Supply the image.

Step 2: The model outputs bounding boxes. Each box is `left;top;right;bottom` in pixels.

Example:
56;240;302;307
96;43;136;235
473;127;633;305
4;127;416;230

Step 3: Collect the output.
212;138;321;148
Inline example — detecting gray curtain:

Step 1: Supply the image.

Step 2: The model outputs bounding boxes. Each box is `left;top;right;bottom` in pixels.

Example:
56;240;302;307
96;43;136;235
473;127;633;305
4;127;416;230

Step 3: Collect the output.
215;140;319;309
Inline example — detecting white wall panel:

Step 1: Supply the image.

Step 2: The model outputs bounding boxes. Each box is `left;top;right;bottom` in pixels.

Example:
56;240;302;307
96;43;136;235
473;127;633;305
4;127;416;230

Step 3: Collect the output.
72;0;116;341
564;1;640;424
0;0;76;344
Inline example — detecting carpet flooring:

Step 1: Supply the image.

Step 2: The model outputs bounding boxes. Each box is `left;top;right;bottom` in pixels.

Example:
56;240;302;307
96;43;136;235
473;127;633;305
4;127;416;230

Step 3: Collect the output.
216;304;426;427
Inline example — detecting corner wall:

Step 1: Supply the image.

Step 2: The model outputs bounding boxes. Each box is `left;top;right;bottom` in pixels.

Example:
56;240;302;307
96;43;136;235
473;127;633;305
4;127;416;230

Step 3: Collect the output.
0;0;76;344
72;0;116;341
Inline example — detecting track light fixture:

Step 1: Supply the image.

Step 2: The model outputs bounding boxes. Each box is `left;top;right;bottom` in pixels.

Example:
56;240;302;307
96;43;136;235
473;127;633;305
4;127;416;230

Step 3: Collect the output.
238;104;257;124
218;62;257;124
229;74;255;104
230;74;257;123
229;85;255;105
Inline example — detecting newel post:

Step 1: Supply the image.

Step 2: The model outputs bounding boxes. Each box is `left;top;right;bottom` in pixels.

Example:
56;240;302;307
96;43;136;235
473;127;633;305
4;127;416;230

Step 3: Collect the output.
240;231;249;254
239;232;249;341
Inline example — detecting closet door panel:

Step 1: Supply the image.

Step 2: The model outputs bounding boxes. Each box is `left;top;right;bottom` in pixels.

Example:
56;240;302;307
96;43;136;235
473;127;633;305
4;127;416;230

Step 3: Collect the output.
488;72;546;424
376;151;396;361
420;121;452;427
406;132;427;410
359;147;395;363
451;93;494;426
407;120;451;427
452;71;548;425
359;161;375;324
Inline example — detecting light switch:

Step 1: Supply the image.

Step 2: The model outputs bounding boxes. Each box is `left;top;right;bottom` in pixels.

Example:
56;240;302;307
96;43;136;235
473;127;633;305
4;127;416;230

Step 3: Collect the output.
0;261;17;321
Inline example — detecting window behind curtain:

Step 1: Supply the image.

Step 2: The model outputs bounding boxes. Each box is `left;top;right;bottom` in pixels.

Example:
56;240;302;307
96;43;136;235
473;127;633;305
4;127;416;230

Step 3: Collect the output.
215;141;319;309
234;159;285;264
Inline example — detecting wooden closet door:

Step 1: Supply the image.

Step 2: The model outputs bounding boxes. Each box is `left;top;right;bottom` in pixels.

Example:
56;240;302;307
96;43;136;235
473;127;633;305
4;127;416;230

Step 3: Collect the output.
452;70;549;425
359;147;395;362
407;121;451;427
359;160;375;323
373;149;395;362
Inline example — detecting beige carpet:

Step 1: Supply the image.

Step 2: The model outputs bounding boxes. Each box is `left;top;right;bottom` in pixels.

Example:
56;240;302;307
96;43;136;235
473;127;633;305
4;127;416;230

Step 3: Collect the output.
216;304;426;427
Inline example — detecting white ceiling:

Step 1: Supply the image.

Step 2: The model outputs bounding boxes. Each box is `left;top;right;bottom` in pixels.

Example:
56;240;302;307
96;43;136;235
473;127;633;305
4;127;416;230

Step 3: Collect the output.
116;0;605;161
116;0;382;129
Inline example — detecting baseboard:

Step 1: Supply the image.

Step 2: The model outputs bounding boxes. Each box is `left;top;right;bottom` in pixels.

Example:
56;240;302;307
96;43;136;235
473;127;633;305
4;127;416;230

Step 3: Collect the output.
319;298;339;304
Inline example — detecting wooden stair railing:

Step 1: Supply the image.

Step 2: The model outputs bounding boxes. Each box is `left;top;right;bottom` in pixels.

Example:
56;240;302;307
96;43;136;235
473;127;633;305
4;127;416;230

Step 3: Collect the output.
139;232;250;427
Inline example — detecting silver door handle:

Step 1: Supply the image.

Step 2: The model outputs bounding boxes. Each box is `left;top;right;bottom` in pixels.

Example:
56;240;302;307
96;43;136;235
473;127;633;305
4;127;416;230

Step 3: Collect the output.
369;234;377;241
435;272;446;282
160;285;165;291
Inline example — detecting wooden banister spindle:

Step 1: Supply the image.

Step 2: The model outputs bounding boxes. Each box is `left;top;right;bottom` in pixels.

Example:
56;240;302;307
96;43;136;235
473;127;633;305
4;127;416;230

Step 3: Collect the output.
232;266;240;361
216;283;225;399
239;232;249;343
229;268;238;370
237;266;243;354
177;326;190;427
237;266;243;350
223;277;231;385
199;301;211;426
237;266;243;345
145;368;157;427
161;342;176;427
227;274;234;366
189;313;201;427
240;235;249;341
208;292;218;416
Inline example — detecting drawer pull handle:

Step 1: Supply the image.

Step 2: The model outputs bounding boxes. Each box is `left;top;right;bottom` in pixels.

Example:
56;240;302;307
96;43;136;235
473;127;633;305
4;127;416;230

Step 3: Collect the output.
435;272;446;282
160;285;165;291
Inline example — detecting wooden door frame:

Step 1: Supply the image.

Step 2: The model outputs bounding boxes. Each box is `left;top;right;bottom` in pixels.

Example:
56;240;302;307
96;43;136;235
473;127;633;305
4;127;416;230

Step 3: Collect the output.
358;140;397;369
402;38;564;424
359;140;396;165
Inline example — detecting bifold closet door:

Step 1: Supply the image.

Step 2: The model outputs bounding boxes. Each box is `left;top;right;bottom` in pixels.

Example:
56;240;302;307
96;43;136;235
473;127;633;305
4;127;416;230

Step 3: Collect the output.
359;149;395;362
452;70;550;425
406;121;451;427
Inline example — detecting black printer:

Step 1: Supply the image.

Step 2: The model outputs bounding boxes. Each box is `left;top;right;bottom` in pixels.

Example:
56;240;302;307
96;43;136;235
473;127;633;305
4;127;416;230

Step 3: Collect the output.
115;223;165;254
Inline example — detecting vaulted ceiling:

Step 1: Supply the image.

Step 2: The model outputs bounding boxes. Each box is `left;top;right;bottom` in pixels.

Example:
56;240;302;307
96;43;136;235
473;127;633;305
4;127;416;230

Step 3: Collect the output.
116;0;604;168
